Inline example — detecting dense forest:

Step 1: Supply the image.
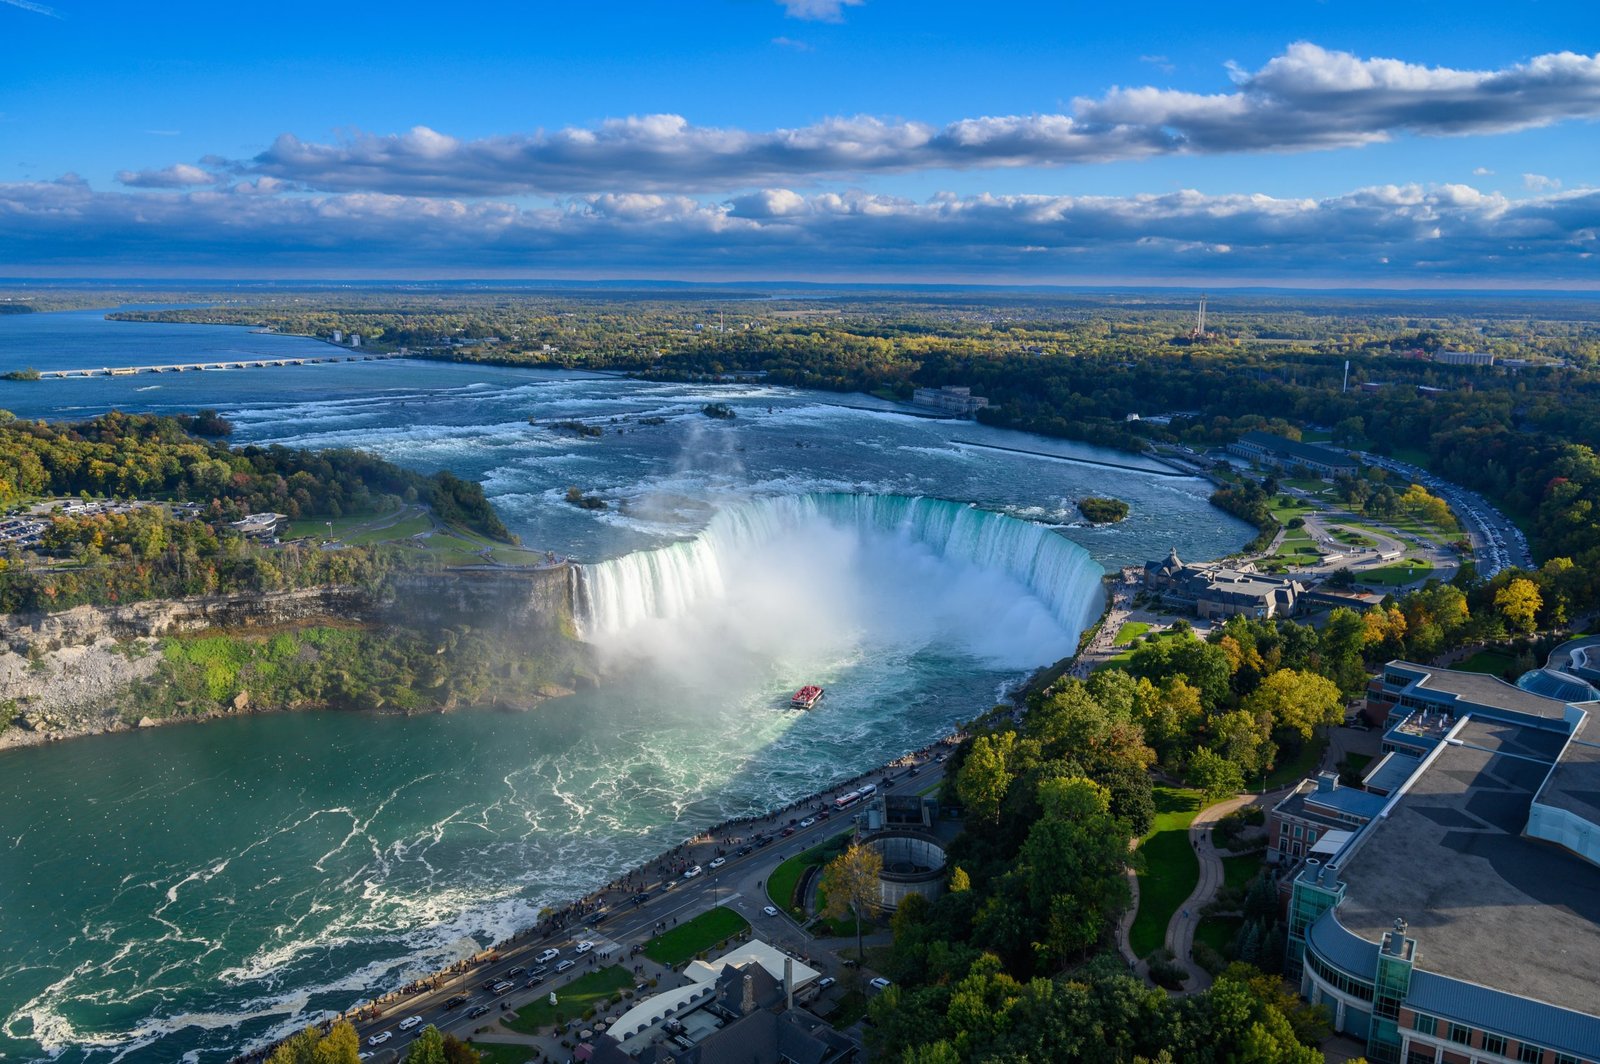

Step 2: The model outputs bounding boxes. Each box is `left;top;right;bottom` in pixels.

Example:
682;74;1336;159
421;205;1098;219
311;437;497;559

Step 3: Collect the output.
0;410;509;612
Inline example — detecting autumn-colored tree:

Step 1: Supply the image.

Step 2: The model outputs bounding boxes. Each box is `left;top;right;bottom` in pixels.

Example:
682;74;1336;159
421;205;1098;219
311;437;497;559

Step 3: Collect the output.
1495;577;1543;634
821;842;884;960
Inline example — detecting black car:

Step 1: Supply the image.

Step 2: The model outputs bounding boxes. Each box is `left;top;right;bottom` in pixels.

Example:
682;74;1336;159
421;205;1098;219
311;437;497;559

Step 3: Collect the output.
507;966;527;977
482;979;500;991
443;994;469;1010
467;1004;491;1019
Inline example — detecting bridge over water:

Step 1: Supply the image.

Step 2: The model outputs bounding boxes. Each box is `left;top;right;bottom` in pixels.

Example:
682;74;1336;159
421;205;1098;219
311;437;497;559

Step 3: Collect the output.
35;351;406;378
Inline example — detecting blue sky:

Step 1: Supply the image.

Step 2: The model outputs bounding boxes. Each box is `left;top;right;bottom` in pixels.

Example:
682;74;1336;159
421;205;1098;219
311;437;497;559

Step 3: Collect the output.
2;0;1597;284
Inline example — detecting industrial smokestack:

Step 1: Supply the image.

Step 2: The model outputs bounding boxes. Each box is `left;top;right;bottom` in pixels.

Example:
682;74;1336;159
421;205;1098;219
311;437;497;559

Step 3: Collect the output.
785;957;793;1012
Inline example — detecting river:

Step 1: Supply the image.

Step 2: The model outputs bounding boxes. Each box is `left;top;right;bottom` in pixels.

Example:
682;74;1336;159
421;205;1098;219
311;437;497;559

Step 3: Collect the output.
0;308;1251;1061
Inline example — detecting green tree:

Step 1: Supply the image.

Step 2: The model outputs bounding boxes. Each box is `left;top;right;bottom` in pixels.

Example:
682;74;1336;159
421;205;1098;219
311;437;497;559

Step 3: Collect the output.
1211;709;1274;779
403;1026;446;1064
956;731;1017;825
1241;668;1344;742
1018;777;1133;966
820;842;885;960
1187;746;1246;803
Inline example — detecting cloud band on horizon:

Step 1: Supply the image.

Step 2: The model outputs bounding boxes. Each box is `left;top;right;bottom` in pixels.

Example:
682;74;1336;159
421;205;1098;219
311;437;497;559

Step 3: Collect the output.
7;177;1596;283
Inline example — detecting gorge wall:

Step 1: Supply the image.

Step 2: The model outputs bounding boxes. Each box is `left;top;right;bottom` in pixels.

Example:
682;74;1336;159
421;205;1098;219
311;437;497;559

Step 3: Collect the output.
0;565;579;750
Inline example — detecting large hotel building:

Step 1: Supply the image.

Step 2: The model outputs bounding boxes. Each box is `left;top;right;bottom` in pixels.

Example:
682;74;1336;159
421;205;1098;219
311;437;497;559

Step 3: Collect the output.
1270;656;1600;1064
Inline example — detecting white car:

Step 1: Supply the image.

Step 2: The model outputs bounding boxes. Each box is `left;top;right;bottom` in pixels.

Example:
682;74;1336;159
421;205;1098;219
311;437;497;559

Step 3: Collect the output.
556;959;576;973
763;905;779;917
870;977;893;991
397;1015;422;1031
708;856;726;869
536;947;559;964
367;1031;392;1047
683;865;703;879
799;817;816;828
575;940;594;954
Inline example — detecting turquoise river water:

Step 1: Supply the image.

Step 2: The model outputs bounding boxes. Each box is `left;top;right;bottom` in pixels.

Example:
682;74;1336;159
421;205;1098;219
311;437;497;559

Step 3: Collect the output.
0;309;1252;1061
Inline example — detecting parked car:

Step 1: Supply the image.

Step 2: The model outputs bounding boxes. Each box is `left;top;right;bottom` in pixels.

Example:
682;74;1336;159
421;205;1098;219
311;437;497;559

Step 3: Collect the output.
763;905;779;917
870;977;893;991
816;976;836;990
684;865;703;879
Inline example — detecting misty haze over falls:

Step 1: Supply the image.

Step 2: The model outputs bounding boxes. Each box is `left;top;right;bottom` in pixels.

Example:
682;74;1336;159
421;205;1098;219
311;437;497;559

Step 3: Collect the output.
575;493;1105;674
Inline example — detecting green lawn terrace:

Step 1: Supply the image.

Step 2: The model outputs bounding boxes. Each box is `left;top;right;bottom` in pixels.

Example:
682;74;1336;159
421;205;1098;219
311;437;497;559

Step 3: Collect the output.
283;503;554;568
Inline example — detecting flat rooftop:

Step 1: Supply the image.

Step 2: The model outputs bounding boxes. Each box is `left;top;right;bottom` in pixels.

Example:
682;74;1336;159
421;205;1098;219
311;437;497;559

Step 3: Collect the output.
1335;717;1600;1018
1397;662;1576;721
1538;716;1600;826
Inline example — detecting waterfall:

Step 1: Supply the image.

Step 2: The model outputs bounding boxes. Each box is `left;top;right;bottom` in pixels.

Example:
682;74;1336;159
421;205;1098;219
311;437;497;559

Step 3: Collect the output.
576;494;1104;645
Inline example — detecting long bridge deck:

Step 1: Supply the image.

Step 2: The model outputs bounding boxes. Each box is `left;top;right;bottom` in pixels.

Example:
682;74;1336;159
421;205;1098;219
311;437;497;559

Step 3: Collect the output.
34;352;406;378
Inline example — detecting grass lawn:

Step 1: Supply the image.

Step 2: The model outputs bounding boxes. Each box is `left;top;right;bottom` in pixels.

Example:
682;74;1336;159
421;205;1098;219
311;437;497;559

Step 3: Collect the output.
767;833;851;916
1452;649;1518;677
1129;786;1203;958
468;1045;536;1064
282;508;403;540
1113;622;1151;646
829;989;871;1029
1357;558;1434;587
1265;527;1323;568
1344;752;1373;776
1263;735;1327;790
1194;916;1243;959
1100;628;1186;670
344;512;431;544
1328;525;1377;548
501;965;633;1034
1220;853;1263;893
642;906;749;966
1268;496;1317;521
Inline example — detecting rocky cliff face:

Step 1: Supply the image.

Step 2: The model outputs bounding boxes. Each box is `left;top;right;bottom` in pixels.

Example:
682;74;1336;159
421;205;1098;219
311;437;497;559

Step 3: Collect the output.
0;567;579;750
386;566;573;635
0;586;374;656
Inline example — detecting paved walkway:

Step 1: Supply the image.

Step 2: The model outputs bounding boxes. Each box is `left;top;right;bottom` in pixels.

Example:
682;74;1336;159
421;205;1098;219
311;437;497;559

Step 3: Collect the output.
1162;794;1258;993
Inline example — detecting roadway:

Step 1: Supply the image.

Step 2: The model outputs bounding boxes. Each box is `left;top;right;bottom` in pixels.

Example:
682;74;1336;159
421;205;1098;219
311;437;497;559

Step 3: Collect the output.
338;752;950;1061
1355;452;1532;577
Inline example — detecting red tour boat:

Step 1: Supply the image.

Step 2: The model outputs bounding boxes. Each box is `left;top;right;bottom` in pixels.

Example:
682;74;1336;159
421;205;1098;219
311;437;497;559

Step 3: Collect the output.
790;685;825;710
